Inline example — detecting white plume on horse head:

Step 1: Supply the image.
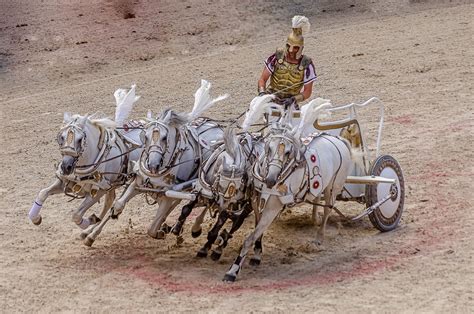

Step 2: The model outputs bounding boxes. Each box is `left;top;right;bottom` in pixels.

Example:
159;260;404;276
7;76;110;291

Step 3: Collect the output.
242;94;276;130
295;97;332;138
114;84;140;126
292;15;310;33
189;79;229;119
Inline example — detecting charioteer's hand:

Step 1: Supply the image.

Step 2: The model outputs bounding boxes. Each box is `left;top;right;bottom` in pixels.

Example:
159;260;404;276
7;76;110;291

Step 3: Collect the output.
281;96;296;109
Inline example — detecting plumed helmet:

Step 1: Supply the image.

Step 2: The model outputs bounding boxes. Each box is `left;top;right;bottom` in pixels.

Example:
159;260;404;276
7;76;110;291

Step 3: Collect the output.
287;15;310;59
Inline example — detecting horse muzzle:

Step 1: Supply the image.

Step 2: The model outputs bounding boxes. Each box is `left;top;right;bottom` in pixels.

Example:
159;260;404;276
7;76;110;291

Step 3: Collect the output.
61;155;77;175
265;177;277;189
265;163;282;189
146;153;163;175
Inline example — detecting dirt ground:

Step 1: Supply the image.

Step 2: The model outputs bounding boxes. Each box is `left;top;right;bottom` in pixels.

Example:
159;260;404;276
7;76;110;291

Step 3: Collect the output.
1;0;473;312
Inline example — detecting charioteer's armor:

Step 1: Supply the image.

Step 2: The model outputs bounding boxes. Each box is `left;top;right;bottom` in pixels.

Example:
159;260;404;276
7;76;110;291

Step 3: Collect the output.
258;16;316;108
266;48;312;99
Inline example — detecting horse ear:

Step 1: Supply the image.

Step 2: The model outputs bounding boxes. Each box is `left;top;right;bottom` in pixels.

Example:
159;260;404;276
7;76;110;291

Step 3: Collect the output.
63;112;72;123
78;115;88;127
161;110;172;123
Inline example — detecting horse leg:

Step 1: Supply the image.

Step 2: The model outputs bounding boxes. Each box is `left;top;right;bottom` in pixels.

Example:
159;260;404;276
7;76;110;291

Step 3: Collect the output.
83;212;111;247
224;196;282;282
28;178;63;225
81;189;116;239
311;196;321;226
71;190;107;230
212;202;252;261
249;235;264;266
198;209;228;259
190;206;207;238
315;191;334;246
171;198;198;236
147;197;180;239
84;189;115;246
111;179;141;218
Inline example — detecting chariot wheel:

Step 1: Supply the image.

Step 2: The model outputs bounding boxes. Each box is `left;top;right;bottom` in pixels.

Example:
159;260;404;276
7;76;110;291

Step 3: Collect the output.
366;155;405;232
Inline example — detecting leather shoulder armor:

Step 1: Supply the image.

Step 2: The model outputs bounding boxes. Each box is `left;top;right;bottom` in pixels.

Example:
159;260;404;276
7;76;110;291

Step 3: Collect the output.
299;55;312;70
275;48;285;64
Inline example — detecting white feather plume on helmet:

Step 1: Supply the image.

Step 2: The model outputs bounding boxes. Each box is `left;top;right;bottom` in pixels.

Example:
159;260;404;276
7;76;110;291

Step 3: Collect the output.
292;15;310;34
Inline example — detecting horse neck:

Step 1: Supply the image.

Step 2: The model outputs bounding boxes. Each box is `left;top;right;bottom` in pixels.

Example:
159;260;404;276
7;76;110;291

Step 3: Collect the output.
160;124;181;165
77;120;101;166
204;152;223;185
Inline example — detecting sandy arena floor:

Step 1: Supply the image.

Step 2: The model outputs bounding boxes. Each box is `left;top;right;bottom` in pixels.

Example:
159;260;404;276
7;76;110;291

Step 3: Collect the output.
0;0;473;312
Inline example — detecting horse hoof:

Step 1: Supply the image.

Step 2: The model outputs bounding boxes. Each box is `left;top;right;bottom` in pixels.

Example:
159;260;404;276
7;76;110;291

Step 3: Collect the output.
191;229;202;238
176;236;184;246
88;214;101;225
210;251;222;261
32;215;42;225
196;249;208;258
171;224;182;236
84;237;95;247
111;213;119;219
223;274;236;282
160;223;172;234
155;230;166;239
147;229;165;240
249;258;261;266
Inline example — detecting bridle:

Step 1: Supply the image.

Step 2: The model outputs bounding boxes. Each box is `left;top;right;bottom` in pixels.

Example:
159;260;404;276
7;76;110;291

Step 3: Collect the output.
216;162;247;204
198;134;255;206
139;120;187;178
253;130;304;186
57;122;87;158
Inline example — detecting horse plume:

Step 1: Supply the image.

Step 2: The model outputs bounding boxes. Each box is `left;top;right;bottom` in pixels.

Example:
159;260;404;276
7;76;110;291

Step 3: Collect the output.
189;79;228;120
241;94;275;130
295;97;332;138
114;84;141;126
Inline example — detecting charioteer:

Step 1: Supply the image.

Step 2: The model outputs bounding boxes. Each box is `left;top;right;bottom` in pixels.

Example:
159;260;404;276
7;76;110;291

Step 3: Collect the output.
257;15;316;110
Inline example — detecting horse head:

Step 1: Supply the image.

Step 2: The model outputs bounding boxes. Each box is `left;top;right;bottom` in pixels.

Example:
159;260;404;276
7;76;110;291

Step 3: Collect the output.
57;114;90;175
141;109;188;175
216;128;248;207
57;113;113;175
259;123;303;189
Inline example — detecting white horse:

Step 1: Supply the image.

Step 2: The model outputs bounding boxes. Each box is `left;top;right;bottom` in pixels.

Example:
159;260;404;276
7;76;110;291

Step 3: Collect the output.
28;85;143;238
170;96;276;260
170;126;264;261
224;97;355;282
83;80;228;246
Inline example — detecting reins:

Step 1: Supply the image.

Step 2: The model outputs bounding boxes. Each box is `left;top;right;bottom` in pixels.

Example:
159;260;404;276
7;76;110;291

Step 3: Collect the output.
76;146;140;169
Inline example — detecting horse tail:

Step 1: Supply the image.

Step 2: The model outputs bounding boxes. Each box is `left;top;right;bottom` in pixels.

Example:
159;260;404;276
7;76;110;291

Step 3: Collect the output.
340;136;364;172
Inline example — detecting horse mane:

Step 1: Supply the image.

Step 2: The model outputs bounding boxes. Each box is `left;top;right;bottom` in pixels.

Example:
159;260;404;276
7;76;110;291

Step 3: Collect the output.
223;127;237;160
159;108;189;127
90;117;117;129
66;113;117;129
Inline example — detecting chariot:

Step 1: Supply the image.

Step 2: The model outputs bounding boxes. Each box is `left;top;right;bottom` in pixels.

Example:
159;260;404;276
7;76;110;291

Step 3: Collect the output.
311;97;405;231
